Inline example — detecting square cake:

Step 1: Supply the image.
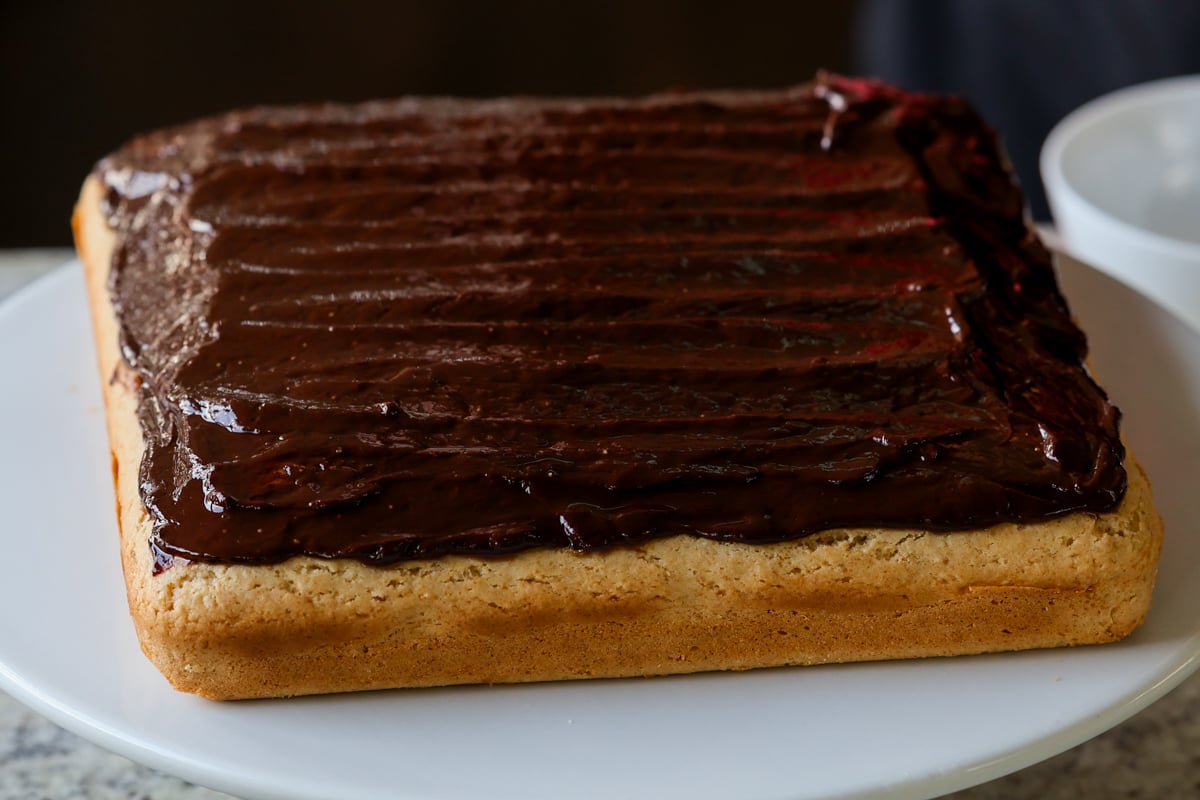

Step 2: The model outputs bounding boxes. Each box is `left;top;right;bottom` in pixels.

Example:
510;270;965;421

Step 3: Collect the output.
74;74;1162;699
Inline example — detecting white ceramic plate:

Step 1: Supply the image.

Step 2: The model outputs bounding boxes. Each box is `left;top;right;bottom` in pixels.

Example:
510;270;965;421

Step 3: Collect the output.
1;260;1199;800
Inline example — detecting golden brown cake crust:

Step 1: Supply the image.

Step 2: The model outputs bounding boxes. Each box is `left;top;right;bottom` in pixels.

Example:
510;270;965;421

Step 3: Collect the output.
75;175;1162;701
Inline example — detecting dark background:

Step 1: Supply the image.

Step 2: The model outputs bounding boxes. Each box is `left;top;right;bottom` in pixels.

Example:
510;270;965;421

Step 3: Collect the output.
6;1;1196;246
2;1;856;247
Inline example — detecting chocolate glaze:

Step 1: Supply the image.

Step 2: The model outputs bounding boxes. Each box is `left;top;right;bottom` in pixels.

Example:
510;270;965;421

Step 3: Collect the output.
97;74;1126;567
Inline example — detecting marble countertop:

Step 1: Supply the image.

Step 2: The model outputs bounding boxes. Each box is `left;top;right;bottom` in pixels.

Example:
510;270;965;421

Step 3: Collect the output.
2;249;1197;800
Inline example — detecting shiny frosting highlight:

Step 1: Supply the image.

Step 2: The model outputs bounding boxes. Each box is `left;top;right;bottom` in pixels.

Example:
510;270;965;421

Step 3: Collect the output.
98;74;1126;567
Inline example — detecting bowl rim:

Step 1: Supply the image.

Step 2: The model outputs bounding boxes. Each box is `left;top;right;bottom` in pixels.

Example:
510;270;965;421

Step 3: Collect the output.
1040;73;1200;260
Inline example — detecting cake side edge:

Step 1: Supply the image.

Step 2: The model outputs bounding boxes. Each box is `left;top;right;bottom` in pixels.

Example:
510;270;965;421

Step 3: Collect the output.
74;175;1163;700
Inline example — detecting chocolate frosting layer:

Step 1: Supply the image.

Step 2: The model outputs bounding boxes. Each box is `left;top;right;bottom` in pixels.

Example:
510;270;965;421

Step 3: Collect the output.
97;74;1126;566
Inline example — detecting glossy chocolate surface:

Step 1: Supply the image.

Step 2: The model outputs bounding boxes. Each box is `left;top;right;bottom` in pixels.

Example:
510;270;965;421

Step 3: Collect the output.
98;74;1125;566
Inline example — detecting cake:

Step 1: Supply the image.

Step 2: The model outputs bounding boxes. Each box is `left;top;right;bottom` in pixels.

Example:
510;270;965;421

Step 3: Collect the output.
73;73;1163;700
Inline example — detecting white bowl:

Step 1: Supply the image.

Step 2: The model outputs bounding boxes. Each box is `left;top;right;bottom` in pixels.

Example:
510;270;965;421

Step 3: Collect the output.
1041;75;1200;331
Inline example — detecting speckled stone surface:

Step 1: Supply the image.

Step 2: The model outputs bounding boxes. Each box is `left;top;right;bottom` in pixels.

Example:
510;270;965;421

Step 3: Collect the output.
0;691;231;799
2;250;1198;800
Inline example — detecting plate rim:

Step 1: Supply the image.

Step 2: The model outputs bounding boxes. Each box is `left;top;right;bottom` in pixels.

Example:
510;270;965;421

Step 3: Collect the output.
1;259;1199;800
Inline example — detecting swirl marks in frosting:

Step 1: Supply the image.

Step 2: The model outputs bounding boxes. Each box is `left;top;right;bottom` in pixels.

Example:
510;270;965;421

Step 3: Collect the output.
98;76;1125;566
